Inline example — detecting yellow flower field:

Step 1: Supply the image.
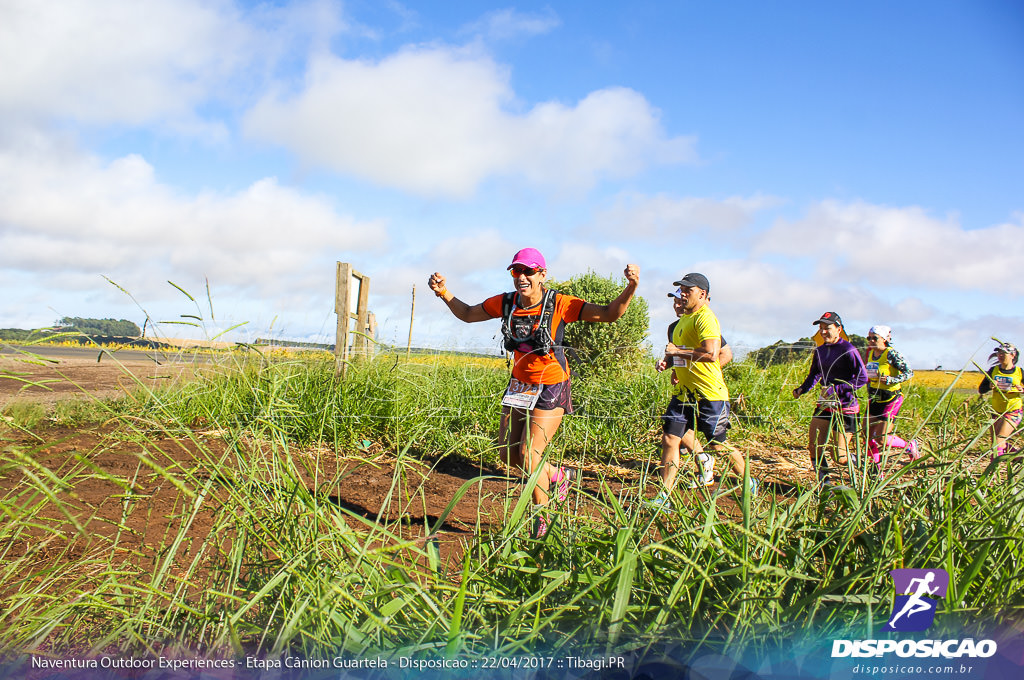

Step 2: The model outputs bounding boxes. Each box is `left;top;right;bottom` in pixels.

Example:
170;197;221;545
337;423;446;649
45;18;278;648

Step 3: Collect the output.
911;369;983;390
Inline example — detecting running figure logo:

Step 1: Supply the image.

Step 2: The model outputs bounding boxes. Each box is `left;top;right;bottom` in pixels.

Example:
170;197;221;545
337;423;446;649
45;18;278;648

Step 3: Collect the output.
884;569;949;632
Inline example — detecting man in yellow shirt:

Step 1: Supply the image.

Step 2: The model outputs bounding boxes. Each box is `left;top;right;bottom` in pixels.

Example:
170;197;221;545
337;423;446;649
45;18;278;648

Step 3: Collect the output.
650;273;756;511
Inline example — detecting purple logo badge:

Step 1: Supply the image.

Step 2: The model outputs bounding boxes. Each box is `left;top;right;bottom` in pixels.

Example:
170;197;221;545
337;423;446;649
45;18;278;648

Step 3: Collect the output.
884;569;949;632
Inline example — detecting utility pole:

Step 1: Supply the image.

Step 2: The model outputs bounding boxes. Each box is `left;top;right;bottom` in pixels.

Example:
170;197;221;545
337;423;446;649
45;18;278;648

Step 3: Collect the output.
407;285;415;359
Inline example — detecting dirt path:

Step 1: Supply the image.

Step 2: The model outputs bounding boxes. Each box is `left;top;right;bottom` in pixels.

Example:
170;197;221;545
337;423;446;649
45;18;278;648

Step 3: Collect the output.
0;352;199;407
0;424;811;581
1;350;820;580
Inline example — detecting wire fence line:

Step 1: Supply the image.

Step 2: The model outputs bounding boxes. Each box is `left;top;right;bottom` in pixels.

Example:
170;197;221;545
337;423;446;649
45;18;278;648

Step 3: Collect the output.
119;339;999;472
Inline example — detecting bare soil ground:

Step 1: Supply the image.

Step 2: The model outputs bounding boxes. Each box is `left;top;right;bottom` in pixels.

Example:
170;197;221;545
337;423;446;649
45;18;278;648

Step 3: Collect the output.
0;353;818;578
0;354;198;407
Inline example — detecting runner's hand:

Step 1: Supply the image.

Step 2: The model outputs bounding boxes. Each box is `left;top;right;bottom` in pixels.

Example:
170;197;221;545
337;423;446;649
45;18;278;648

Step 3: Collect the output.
623;264;640;284
428;272;446;295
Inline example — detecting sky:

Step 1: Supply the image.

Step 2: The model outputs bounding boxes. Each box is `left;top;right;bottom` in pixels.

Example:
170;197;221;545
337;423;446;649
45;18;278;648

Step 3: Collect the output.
1;0;1022;370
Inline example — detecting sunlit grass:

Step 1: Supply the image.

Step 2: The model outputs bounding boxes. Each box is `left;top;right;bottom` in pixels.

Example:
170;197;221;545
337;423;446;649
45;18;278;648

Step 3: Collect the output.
0;344;1021;660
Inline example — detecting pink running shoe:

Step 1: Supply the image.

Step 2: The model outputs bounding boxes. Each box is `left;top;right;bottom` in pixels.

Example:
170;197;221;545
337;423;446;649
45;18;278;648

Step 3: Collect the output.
905;440;921;460
533;513;548;538
550;466;576;502
868;439;881;464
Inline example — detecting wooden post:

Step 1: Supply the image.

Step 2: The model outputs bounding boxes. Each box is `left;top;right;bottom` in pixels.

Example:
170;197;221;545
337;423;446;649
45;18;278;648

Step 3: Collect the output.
366;312;377;348
335;262;372;376
407;285;415;359
335;263;352;376
354;271;371;358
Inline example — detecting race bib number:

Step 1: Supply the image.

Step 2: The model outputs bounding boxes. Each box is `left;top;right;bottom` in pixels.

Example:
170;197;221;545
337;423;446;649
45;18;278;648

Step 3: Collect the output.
994;375;1013;390
501;378;542;410
817;388;840;410
671;347;692;368
866;361;880;379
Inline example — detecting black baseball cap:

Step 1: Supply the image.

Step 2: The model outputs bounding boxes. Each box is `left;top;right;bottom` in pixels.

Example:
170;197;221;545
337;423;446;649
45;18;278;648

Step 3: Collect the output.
673;273;710;292
812;312;843;326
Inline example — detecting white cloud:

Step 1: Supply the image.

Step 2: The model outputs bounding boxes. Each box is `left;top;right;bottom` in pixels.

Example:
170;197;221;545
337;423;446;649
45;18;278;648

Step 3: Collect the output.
413;230;519;306
462;8;561;42
0;0;347;135
0;141;387;305
547;244;632;283
369;264;430;298
592;192;783;240
758;200;1024;294
244;45;696;197
897;313;1024;372
513;88;697;191
890;297;935;325
638;258;944;348
428;229;517;276
0;0;250;126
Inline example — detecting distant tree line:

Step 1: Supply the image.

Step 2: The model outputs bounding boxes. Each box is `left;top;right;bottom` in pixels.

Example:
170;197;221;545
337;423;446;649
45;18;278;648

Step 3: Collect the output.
0;318;152;346
0;328;47;342
747;333;867;367
57;317;142;337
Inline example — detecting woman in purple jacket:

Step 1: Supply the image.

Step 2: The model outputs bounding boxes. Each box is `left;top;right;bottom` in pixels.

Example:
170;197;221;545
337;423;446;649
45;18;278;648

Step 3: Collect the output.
792;312;869;486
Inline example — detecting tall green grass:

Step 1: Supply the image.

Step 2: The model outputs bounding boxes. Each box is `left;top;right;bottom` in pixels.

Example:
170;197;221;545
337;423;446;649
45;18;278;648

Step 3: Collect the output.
1;348;1021;660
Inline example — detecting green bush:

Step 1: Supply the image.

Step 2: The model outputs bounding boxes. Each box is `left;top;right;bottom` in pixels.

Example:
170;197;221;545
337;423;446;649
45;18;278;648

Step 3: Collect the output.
547;270;649;374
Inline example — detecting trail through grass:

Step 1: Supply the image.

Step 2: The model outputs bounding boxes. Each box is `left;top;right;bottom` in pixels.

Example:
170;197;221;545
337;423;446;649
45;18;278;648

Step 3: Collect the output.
1;346;1021;660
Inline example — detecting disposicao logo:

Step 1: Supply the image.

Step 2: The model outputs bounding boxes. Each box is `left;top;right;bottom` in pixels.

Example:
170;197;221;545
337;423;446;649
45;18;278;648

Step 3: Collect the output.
884;568;948;632
831;568;998;659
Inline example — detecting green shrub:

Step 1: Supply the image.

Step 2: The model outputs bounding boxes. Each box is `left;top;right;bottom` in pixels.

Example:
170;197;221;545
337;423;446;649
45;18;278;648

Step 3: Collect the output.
547;269;649;374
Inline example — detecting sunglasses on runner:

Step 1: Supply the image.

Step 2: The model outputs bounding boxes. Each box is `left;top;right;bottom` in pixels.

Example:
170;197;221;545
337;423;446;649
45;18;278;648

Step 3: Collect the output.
509;265;540;277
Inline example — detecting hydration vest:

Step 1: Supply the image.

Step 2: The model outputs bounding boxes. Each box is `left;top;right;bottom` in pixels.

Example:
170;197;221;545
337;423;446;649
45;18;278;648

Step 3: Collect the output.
500;288;558;355
986;365;1024;414
866;347;902;391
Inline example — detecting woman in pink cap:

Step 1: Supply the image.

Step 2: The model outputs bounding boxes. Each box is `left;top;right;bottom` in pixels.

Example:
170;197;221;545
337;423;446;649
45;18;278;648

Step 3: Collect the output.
428;248;639;536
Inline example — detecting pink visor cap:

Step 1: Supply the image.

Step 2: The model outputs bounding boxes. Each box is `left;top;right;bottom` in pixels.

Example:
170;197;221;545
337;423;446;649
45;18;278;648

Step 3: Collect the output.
507;247;546;270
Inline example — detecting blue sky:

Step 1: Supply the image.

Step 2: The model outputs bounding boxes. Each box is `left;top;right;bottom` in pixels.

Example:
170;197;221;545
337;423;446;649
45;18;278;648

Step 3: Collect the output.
1;0;1021;369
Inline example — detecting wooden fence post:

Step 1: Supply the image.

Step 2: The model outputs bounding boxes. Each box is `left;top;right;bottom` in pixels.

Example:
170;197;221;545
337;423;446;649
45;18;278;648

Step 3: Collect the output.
335;262;372;377
354;271;371;358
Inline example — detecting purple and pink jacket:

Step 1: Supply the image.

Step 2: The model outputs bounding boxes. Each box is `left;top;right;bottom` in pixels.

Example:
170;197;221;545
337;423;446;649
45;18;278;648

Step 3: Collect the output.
798;339;869;412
